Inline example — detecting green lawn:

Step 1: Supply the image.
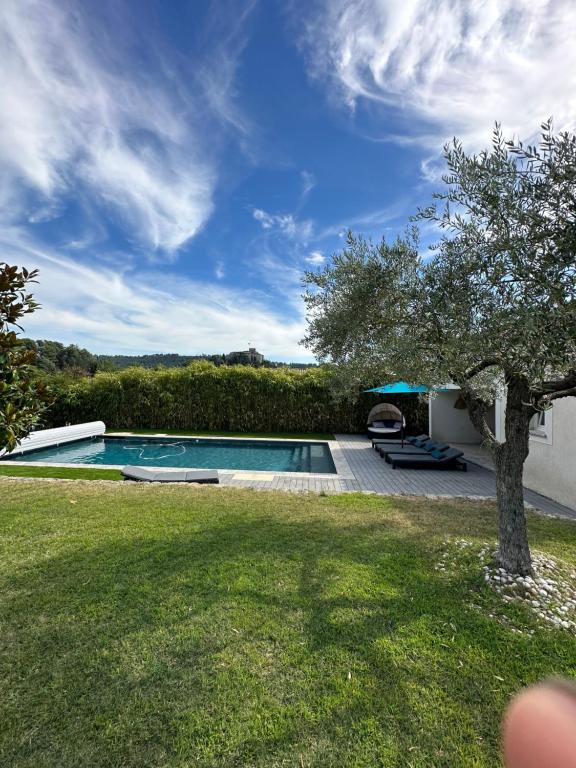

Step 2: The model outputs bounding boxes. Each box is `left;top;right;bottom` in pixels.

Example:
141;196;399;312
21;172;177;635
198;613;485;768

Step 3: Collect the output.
109;429;336;440
0;465;123;481
1;481;574;767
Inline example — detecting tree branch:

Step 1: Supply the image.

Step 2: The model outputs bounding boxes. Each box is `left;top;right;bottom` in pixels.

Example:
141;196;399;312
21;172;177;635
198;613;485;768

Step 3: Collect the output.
542;386;576;403
464;358;501;380
535;369;576;398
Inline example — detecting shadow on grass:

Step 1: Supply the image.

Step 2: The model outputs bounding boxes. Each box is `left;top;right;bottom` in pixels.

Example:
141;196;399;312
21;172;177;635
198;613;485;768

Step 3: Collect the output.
1;500;574;767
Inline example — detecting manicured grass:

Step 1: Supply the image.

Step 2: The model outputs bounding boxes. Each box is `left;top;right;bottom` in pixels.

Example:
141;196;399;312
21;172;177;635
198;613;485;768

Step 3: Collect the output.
0;465;123;481
109;428;336;440
1;481;574;767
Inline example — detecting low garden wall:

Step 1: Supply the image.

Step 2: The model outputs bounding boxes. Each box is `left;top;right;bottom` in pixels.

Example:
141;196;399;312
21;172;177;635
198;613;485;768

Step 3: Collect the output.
43;364;429;434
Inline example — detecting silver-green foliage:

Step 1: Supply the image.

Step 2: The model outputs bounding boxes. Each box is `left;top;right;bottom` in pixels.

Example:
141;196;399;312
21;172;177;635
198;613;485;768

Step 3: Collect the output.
305;123;576;405
304;122;576;574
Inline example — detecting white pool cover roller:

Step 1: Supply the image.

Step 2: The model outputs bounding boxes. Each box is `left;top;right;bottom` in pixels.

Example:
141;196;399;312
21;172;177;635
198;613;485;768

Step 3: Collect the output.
0;421;106;457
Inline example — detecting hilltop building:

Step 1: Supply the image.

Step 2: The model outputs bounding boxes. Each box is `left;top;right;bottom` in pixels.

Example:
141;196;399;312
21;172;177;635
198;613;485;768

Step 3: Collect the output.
226;347;264;366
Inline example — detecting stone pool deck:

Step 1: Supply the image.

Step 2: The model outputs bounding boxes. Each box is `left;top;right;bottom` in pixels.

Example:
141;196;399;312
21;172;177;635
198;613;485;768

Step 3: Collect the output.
2;432;574;521
218;434;576;520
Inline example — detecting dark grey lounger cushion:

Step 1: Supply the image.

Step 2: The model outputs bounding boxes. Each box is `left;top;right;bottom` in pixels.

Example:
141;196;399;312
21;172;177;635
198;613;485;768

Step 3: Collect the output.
406;434;429;444
389;448;466;470
380;442;448;459
371;439;404;448
378;445;429;457
122;466;219;483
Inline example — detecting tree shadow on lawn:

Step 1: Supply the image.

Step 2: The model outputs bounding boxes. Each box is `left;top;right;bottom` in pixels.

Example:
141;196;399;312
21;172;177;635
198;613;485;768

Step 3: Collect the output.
1;505;574;767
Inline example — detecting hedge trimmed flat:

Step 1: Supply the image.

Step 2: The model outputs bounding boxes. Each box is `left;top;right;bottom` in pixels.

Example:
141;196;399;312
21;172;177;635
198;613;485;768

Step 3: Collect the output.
122;466;219;483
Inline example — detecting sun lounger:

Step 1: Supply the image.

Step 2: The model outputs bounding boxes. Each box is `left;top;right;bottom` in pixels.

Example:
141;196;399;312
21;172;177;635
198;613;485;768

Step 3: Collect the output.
371;434;428;449
371;438;403;449
375;438;440;457
122;466;220;483
388;448;467;471
379;442;449;461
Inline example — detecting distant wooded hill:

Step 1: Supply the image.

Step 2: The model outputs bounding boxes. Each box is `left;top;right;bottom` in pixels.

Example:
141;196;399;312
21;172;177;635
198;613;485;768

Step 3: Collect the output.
98;353;227;369
24;340;316;374
100;354;315;370
24;339;99;374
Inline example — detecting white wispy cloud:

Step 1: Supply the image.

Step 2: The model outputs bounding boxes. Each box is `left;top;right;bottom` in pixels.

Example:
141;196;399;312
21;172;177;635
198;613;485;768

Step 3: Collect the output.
306;251;325;265
300;170;316;201
192;0;258;139
316;200;409;240
252;208;314;241
250;199;408;297
299;0;576;148
0;0;251;252
251;253;304;301
7;233;309;360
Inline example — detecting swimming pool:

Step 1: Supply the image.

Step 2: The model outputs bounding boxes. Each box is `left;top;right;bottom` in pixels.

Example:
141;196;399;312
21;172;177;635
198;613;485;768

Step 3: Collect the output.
3;436;337;474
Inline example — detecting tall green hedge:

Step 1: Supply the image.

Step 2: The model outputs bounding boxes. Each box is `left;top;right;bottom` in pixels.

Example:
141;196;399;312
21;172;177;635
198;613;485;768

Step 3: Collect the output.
44;363;428;434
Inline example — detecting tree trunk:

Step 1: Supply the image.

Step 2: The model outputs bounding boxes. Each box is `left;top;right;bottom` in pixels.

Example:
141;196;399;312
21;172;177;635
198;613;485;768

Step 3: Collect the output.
493;379;533;575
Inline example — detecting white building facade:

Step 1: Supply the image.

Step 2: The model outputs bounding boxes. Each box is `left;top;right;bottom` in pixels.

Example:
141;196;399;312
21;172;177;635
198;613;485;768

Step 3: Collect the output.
496;396;576;510
429;388;576;510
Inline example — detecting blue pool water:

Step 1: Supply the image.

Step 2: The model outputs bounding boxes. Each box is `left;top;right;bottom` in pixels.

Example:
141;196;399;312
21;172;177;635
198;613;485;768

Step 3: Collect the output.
4;436;337;474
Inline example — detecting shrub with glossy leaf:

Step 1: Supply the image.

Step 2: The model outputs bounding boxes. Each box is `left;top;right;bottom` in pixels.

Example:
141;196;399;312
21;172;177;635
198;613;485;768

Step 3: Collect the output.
0;264;52;452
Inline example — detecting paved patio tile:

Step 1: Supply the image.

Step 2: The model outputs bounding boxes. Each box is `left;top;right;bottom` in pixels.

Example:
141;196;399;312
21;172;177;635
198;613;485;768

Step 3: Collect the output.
333;434;576;520
218;434;575;521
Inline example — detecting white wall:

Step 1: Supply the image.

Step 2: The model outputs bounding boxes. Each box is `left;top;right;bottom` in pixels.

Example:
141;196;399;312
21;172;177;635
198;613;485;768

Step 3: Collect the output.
430;391;493;444
523;398;576;509
431;385;576;509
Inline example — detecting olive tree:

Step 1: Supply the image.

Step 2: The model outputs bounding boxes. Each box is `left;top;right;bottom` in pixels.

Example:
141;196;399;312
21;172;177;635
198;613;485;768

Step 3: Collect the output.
303;123;576;575
0;264;51;452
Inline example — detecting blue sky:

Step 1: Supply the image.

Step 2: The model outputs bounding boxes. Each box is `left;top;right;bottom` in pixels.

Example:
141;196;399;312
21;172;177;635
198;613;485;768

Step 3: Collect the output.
2;0;575;360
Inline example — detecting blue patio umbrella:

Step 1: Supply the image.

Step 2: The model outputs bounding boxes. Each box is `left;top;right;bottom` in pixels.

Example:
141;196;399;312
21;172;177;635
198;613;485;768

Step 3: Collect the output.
364;381;429;394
